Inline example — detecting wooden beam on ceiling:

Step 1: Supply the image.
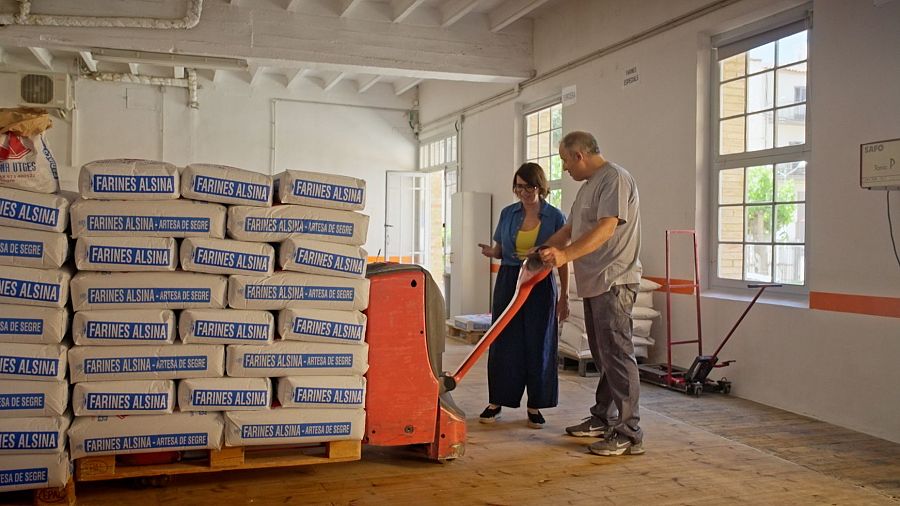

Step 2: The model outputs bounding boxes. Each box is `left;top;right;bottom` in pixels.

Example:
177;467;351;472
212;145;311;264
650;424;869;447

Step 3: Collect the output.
28;47;53;71
394;77;423;96
248;64;265;86
357;74;382;93
78;50;97;72
128;62;140;75
441;0;481;28
322;71;347;92
338;0;365;17
391;0;427;23
284;68;308;88
285;0;301;10
489;0;551;32
173;66;185;79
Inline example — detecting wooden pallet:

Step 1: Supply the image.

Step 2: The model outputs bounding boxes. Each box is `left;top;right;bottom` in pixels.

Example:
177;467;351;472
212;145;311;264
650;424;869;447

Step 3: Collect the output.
558;352;600;377
30;478;76;506
75;440;361;482
446;324;485;344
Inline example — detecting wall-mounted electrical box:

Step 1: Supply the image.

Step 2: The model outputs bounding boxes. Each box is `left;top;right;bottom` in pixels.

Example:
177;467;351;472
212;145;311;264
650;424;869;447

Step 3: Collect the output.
860;138;900;190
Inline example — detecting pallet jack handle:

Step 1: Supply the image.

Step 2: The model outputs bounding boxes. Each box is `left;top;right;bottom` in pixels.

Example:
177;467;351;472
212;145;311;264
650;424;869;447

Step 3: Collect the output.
440;250;552;393
709;283;781;360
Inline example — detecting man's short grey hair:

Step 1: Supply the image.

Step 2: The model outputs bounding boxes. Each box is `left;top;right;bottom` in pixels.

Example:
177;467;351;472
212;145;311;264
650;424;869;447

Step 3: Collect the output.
560;131;601;155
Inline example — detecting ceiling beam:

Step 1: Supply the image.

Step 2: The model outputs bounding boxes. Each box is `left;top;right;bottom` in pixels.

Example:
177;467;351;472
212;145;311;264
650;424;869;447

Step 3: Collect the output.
78;50;97;72
284;0;301;10
357;75;382;93
394;78;423;96
391;0;427;23
0;48;4;65
441;0;481;28
173;66;185;79
28;47;53;71
489;0;551;32
128;62;140;75
248;64;265;86
338;0;365;17
284;68;308;88
322;71;347;92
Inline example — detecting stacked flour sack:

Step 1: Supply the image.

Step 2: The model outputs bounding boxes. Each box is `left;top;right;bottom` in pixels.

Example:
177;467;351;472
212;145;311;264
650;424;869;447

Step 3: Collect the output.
224;169;369;448
0;151;73;492
66;159;227;462
560;276;661;364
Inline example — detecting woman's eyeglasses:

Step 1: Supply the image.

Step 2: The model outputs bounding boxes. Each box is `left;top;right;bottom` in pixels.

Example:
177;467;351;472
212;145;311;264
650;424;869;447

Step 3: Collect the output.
513;184;538;192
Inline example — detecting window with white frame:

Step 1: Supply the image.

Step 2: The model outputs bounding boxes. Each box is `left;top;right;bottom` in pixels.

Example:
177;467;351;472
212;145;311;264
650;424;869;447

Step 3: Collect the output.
525;103;563;208
712;14;809;287
418;132;458;283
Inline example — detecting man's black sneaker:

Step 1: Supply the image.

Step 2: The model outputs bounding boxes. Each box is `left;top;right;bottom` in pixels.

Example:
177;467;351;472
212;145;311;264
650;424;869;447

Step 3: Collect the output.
526;410;545;429
479;405;502;424
565;417;611;438
588;432;645;456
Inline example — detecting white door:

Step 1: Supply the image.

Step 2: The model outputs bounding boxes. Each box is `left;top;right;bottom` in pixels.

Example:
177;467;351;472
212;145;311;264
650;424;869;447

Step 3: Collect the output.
384;171;426;265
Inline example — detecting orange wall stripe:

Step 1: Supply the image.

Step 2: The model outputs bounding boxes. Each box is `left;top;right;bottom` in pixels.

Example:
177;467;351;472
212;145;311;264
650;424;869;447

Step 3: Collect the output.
810;291;900;319
644;276;696;295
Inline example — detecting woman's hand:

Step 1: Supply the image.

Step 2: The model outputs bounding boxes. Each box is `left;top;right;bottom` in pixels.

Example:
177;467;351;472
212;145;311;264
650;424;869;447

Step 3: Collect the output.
556;296;570;322
478;243;498;259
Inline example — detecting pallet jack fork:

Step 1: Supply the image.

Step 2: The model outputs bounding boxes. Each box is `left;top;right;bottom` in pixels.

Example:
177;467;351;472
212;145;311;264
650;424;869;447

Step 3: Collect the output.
364;252;551;460
637;230;780;396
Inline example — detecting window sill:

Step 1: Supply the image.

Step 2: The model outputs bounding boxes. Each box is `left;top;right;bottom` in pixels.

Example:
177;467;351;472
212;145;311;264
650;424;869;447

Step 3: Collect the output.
701;287;809;309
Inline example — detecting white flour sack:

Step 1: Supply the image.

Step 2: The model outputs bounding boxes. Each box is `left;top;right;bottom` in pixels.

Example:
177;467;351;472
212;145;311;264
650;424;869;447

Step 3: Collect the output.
70;198;226;238
0;380;68;418
73;380;175;416
0;343;67;382
0;413;70;454
277;376;366;409
228;272;369;311
78;159;180;200
279;237;367;278
0;304;67;344
278;308;366;345
0;266;70;308
225;408;365;447
179;309;274;345
0;451;70;492
178;377;271;412
73;309;176;346
227;205;369;245
0;132;59;194
68;343;225;383
180;237;274;277
75;236;177;272
0;187;68;233
226;341;369;378
0;225;67;269
70;272;227;311
181;163;273;207
67;411;224;459
275;169;366;211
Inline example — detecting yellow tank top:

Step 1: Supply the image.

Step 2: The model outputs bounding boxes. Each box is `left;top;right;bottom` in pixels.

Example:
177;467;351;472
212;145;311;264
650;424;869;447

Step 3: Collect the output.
515;224;541;259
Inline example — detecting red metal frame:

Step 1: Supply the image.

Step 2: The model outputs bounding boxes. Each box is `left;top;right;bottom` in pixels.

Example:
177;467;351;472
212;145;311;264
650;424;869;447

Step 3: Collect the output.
664;230;703;386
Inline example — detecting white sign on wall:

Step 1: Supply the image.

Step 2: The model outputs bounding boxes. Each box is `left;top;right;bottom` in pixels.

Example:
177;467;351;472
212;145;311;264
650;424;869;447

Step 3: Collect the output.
623;66;640;88
860;138;900;190
561;85;577;106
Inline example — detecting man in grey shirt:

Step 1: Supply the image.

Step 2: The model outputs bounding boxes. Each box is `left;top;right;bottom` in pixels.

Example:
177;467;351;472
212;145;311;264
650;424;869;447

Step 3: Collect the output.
540;131;644;456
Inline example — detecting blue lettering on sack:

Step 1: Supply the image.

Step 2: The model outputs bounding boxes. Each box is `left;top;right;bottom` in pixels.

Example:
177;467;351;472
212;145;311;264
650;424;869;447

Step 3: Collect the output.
0;239;43;259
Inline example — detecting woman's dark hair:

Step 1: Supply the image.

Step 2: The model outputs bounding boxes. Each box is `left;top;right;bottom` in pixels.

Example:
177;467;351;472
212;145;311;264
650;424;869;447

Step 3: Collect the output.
513;162;549;199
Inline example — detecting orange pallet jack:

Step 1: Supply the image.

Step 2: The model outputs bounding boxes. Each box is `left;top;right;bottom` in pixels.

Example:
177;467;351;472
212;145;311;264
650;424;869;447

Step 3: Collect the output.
364;252;551;460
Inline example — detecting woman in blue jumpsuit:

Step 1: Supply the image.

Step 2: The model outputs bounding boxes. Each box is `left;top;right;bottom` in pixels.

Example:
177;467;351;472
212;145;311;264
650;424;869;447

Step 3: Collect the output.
477;162;568;428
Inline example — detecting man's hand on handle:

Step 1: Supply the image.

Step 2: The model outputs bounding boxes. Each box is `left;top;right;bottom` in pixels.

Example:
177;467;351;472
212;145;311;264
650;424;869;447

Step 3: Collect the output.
539;246;568;268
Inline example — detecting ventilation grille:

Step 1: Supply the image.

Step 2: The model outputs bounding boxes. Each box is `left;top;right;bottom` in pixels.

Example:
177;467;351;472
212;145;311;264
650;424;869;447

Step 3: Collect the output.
20;74;54;105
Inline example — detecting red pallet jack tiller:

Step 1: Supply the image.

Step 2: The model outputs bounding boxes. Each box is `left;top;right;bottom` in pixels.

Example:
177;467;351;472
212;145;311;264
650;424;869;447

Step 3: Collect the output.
637;230;780;396
363;250;551;460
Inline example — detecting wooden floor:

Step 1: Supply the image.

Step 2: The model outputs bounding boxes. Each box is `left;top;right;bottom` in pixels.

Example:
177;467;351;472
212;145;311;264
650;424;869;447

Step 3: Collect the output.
5;339;898;505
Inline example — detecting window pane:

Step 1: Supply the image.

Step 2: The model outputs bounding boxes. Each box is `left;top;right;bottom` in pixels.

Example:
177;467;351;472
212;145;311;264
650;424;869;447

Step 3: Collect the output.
775;161;806;202
420;146;426;168
551;105;562;129
551;128;561;151
718;244;743;280
777;30;807;66
776;63;807;106
776;105;806;147
744;244;773;282
720;53;746;80
719;117;745;154
719;167;744;205
746;111;774;151
539;109;551;132
775;203;805;242
550;155;562;181
538;132;550;157
747;41;775;74
549;189;562;208
747;71;774;113
527;113;538;135
539;157;551;179
746;165;773;203
775;245;805;285
720;79;746;118
450;136;457;162
437;140;445;165
719;206;744;241
527;135;538;160
745;205;772;242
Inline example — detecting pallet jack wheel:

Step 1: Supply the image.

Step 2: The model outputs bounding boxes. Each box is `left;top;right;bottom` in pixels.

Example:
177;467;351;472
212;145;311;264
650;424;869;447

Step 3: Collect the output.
718;380;732;394
688;383;703;397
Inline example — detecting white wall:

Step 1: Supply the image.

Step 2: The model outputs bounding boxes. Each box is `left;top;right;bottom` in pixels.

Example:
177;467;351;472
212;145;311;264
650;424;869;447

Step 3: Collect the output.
420;0;900;442
0;72;417;254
